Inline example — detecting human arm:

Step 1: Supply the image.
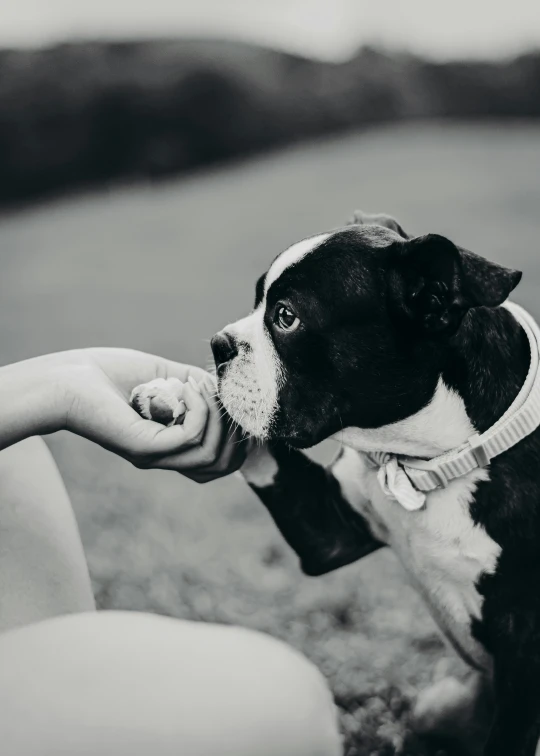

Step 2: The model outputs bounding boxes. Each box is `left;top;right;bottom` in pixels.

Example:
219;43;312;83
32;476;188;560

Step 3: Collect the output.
0;348;247;481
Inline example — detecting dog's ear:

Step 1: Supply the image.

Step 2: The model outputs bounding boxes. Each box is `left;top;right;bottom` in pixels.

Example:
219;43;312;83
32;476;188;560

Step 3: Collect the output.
389;234;522;335
347;210;410;239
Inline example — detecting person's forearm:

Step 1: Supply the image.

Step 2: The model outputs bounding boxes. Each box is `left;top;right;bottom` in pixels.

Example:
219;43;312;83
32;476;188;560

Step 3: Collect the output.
0;354;66;450
0;349;247;478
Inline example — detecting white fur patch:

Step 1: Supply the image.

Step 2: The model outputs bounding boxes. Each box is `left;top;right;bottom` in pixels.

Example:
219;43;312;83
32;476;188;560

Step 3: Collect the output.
338;442;498;670
241;443;279;488
331;447;390;543
218;307;282;437
332;378;475;457
264;233;329;294
330;377;499;668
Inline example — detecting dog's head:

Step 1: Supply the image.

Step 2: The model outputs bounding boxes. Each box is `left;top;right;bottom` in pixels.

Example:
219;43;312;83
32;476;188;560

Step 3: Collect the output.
211;211;521;448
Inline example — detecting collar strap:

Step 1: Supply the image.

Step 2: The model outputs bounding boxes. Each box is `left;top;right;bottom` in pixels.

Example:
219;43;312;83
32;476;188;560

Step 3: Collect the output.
367;302;540;511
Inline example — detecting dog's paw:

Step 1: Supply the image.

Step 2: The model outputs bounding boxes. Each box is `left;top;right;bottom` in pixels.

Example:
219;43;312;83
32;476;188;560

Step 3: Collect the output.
130;377;186;426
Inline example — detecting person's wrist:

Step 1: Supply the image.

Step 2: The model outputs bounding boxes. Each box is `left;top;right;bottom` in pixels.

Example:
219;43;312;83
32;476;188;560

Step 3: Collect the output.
0;355;64;447
38;352;82;433
39;350;99;435
5;351;92;438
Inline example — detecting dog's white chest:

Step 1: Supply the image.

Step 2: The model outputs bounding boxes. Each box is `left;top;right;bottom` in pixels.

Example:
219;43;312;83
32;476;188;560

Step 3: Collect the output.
334;449;500;670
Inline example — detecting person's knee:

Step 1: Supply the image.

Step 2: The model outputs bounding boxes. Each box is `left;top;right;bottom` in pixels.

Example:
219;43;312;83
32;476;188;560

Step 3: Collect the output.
224;622;342;756
0;611;342;756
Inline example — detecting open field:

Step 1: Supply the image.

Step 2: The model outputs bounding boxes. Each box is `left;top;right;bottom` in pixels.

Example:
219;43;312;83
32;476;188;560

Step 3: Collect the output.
1;123;539;754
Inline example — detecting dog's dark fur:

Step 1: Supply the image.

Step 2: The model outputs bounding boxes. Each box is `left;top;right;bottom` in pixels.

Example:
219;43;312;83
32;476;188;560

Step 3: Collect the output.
213;212;540;755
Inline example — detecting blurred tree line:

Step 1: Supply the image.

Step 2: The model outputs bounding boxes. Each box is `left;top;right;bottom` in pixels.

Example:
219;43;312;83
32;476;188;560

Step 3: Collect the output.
0;38;538;204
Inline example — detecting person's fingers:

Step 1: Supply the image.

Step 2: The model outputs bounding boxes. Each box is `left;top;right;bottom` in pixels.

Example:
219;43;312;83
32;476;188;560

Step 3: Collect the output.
131;379;212;460
206;421;248;474
198;377;227;450
145;380;228;473
177;379;210;444
180;439;248;482
86;348;213;399
74;379;210;463
201;371;218;396
222;428;251;473
154;425;250;478
164;361;212;386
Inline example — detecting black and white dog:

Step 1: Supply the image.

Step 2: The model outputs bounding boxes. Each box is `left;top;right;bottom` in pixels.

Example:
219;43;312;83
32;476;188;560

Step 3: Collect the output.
209;212;540;756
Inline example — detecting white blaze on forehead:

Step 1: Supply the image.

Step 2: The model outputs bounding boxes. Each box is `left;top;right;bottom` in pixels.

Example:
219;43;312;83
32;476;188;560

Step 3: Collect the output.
264;233;330;295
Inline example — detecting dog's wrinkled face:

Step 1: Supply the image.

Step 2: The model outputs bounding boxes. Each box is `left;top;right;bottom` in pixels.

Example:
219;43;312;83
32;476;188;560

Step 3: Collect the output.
212;214;520;447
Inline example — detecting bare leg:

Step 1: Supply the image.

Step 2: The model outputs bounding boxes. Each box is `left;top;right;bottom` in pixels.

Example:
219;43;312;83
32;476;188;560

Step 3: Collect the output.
0;437;94;632
0;611;342;756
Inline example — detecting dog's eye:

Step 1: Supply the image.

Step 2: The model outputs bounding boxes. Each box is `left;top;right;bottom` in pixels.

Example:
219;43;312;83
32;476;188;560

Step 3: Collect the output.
275;305;300;332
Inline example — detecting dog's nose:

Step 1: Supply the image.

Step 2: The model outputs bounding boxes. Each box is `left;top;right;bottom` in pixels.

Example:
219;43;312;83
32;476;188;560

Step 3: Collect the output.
211;331;238;370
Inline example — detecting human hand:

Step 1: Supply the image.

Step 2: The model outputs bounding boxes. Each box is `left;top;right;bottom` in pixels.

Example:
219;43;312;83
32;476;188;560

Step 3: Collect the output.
50;348;249;482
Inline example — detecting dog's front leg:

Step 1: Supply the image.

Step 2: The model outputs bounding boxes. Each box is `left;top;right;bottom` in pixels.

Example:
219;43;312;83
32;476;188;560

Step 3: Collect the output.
241;442;383;576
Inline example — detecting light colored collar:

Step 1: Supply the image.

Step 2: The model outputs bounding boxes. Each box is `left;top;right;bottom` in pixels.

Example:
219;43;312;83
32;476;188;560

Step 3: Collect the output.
366;301;540;511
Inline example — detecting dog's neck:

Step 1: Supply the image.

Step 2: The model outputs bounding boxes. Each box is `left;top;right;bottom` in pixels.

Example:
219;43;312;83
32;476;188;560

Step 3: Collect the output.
335;306;530;460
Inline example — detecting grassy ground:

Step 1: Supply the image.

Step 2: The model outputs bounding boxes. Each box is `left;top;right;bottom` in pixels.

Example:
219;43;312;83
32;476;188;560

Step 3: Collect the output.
1;122;540;754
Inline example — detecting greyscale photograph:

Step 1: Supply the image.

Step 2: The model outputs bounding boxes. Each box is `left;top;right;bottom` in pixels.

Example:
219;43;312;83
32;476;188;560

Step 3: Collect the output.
0;2;540;755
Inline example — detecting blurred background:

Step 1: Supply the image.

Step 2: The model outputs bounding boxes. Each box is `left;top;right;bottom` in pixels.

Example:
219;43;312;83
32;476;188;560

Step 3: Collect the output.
1;2;539;754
